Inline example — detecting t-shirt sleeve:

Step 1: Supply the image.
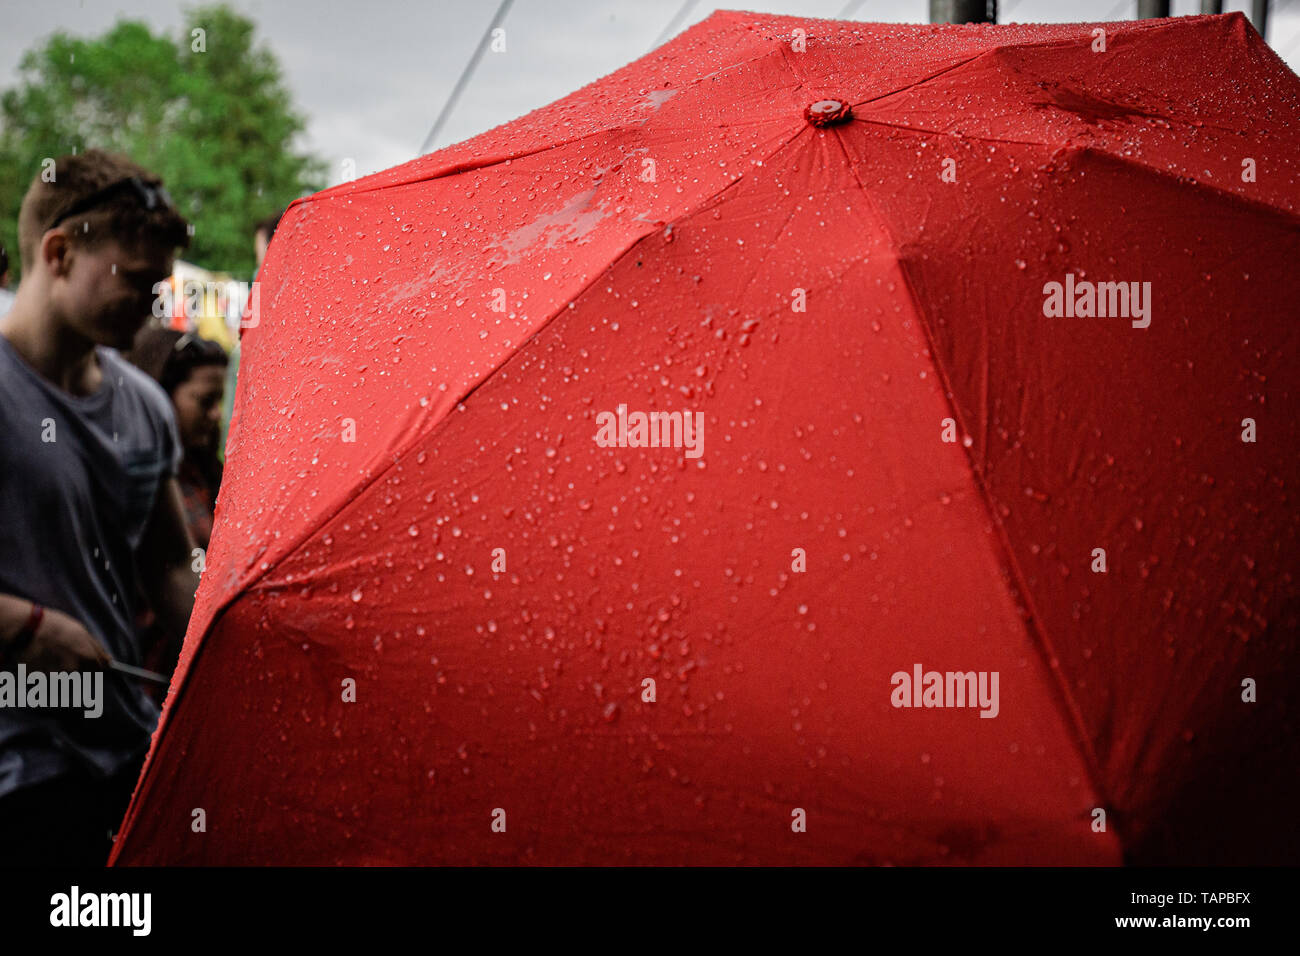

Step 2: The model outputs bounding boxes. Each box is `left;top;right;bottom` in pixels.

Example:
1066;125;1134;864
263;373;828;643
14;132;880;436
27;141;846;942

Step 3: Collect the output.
107;348;185;481
133;359;184;481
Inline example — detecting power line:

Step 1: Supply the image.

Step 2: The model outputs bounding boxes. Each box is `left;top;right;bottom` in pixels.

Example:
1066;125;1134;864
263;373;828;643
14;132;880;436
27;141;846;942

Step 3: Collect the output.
1102;0;1132;20
651;0;701;50
418;0;515;156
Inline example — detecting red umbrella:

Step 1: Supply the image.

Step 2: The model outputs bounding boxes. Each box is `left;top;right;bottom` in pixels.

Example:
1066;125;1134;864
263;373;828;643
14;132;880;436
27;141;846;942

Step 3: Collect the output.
112;11;1299;865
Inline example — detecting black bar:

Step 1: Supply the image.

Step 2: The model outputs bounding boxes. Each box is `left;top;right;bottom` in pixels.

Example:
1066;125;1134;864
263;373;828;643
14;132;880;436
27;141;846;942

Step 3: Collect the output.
929;0;996;25
1251;0;1269;40
0;866;1286;943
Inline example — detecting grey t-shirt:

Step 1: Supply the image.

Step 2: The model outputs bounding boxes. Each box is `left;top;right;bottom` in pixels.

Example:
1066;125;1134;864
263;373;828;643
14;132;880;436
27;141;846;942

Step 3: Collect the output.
0;335;182;795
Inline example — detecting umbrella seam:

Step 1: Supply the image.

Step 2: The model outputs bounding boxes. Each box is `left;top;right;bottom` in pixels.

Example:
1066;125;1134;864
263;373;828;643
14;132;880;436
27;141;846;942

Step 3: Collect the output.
827;124;1123;850
844;118;1300;225
851;115;1049;149
845;18;1190;115
1072;145;1300;225
850;53;986;108
297;126;619;204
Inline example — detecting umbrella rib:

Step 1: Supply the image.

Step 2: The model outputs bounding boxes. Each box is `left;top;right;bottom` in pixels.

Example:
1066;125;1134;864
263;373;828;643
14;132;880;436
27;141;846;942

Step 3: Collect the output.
849;13;1174;113
301;126;618;205
1070;145;1300;226
848;115;1300;224
845;19;1300;223
827;126;1122;843
851;114;1049;149
904;277;1122;850
847;30;1167;111
700;142;812;324
851;53;986;108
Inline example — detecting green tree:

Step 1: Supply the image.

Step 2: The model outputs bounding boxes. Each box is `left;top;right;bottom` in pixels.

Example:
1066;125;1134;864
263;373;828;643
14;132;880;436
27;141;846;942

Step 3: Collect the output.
0;4;326;281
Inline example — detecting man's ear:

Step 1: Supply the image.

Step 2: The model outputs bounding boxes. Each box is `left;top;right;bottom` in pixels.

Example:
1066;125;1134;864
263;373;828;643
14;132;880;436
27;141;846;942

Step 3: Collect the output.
40;229;73;278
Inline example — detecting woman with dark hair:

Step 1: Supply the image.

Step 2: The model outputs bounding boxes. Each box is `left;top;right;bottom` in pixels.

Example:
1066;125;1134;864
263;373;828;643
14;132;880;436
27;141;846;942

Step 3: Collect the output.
123;323;228;689
125;323;228;551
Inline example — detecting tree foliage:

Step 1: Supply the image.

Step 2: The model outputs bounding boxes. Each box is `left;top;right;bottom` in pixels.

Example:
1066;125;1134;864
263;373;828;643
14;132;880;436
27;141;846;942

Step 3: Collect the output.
0;4;325;280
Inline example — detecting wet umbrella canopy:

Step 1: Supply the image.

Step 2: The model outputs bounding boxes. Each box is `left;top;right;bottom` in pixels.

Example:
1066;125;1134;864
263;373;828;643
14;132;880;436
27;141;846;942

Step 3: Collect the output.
112;11;1299;865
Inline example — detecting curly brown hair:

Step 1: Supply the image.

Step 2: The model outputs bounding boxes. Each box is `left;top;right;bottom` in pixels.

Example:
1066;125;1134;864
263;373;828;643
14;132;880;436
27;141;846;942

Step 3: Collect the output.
16;149;190;272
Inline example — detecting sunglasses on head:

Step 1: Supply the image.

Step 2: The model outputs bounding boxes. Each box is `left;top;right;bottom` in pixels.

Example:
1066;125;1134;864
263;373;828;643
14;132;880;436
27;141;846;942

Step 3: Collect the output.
173;331;227;360
173;331;201;352
47;176;176;232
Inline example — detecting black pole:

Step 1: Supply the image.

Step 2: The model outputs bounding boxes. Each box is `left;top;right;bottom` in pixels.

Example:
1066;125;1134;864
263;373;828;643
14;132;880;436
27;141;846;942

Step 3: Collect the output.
929;1;996;24
1137;0;1170;18
1199;0;1222;13
1251;0;1268;40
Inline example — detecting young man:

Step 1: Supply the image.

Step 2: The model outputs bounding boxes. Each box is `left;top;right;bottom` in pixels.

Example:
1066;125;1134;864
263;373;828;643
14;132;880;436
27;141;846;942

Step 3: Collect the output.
0;150;200;866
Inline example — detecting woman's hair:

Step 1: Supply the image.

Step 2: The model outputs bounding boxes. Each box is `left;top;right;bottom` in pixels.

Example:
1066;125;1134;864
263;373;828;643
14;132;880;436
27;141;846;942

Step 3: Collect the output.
125;322;228;396
255;209;284;241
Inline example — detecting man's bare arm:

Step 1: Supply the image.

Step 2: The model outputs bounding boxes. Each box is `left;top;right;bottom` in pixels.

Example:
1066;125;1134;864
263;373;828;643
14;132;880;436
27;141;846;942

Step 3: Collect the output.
138;478;201;646
0;593;36;645
0;593;110;670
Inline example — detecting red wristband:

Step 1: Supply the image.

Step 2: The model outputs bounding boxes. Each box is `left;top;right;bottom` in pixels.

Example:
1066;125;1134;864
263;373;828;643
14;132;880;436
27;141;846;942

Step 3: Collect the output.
6;602;43;663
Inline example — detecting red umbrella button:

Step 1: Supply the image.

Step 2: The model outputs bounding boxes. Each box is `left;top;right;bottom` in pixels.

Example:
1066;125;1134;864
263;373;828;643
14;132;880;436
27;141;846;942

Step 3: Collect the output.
805;98;853;126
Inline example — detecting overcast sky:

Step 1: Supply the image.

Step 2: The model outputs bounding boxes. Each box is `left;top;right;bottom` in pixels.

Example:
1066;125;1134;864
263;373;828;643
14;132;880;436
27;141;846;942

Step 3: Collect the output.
1;0;1297;188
